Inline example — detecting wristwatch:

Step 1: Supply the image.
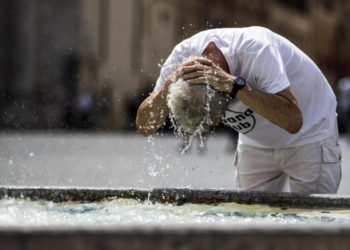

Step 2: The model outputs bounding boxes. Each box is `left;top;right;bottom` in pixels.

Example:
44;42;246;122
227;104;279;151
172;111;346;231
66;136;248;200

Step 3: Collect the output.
229;76;246;99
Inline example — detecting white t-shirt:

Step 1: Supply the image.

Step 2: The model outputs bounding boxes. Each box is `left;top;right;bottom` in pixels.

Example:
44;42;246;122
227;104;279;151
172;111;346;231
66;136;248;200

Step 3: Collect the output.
154;27;337;148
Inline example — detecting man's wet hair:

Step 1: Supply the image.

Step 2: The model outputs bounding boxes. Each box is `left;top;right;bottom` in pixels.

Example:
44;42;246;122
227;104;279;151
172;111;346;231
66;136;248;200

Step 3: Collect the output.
167;78;229;134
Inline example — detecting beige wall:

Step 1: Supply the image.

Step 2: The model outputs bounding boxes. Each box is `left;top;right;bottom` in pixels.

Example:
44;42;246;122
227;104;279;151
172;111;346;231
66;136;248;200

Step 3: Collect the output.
80;0;140;128
100;0;136;128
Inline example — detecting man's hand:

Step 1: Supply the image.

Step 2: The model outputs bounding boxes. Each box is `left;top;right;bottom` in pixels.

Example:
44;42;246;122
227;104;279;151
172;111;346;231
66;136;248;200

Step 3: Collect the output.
182;62;234;93
173;57;214;83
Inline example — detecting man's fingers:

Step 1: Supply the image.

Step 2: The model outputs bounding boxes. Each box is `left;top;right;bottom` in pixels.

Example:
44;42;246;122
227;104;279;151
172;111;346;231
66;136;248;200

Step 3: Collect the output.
188;64;210;71
181;58;206;66
177;60;212;78
183;71;205;79
182;57;212;66
181;64;206;74
195;58;213;65
182;60;198;66
187;77;209;84
179;65;197;75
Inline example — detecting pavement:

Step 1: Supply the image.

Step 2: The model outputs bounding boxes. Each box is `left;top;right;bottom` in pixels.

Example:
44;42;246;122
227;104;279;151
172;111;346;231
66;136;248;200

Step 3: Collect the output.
0;131;349;194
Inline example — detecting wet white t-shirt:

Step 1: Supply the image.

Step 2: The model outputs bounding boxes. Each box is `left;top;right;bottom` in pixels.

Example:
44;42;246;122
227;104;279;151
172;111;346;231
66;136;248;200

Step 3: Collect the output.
154;27;337;148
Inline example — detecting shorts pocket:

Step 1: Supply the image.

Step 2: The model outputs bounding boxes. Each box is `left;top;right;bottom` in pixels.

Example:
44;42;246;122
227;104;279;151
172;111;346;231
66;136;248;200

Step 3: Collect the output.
322;144;342;163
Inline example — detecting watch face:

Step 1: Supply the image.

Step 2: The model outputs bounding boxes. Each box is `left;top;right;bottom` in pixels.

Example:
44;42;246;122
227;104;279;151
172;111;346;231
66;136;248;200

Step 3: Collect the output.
235;77;246;86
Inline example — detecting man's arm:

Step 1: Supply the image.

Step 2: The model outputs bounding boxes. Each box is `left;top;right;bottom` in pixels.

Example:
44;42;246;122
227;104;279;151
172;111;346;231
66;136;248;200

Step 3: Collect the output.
236;84;303;134
183;63;303;134
136;58;213;137
136;80;171;137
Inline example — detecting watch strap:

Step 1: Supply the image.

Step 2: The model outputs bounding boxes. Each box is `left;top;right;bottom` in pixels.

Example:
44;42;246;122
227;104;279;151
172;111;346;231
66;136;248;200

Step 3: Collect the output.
229;80;239;99
229;77;246;99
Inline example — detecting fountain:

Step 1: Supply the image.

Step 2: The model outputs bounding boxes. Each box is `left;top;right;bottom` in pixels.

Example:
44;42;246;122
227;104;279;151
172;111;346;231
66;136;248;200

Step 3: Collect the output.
1;186;350;250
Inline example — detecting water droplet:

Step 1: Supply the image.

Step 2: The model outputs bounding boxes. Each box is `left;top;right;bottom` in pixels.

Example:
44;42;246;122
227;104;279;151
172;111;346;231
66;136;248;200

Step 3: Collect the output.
148;163;164;177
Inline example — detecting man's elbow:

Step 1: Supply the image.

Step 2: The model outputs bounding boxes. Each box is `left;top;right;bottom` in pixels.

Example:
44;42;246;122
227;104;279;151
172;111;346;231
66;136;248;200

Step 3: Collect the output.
137;124;152;137
139;130;150;137
136;119;157;137
287;113;303;134
136;120;151;137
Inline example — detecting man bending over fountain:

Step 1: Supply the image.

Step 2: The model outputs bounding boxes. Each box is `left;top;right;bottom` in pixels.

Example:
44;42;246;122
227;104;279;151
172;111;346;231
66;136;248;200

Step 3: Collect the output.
136;27;342;194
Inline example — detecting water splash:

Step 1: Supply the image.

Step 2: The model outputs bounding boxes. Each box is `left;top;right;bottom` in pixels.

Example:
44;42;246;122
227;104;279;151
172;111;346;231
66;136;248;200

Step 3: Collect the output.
145;135;174;182
148;163;165;177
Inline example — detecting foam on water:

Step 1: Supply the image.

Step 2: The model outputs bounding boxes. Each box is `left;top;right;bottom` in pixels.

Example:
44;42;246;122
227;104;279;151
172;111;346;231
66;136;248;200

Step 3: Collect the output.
1;198;350;227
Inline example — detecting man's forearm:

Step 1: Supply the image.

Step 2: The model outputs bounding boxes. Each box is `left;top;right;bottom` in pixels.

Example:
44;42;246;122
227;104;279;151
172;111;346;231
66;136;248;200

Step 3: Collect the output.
136;81;171;137
236;83;303;134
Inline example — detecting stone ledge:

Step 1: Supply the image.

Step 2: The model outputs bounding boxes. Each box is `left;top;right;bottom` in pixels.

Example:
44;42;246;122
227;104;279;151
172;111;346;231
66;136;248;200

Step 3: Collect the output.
1;225;350;250
1;186;350;209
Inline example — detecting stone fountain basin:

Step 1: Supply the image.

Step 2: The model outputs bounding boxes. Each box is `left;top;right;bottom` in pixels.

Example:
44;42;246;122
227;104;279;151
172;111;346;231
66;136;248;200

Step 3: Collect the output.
1;186;350;250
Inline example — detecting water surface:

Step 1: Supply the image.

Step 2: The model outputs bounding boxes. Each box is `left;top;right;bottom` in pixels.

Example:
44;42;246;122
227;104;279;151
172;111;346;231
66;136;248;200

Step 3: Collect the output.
1;198;350;227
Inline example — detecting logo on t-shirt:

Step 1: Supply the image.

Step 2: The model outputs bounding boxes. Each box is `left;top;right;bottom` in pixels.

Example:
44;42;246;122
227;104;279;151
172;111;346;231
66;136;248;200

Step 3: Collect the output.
222;108;256;134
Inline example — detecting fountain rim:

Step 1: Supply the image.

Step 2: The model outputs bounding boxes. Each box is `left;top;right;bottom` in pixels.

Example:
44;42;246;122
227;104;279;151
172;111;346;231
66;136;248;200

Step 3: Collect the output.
1;186;350;209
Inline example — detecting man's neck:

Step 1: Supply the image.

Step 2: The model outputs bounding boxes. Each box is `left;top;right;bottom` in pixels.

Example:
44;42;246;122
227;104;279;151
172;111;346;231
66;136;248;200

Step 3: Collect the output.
201;42;230;73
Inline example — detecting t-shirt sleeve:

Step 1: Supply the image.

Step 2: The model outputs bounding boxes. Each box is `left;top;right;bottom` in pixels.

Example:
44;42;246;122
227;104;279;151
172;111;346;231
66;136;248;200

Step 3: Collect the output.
251;45;290;94
154;46;188;93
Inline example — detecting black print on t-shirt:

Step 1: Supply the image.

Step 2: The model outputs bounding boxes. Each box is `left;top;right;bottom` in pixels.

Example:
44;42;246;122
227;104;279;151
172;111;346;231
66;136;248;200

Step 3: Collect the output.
222;108;256;134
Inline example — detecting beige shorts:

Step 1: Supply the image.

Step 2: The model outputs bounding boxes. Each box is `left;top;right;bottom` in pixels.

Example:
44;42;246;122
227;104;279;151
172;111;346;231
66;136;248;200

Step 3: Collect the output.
234;123;342;194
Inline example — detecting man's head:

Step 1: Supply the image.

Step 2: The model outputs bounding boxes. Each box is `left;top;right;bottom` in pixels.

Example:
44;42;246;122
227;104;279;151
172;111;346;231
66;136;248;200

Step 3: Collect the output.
167;77;229;134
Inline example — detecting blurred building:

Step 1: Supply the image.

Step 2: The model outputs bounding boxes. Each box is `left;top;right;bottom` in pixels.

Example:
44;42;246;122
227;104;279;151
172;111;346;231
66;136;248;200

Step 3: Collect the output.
0;0;349;130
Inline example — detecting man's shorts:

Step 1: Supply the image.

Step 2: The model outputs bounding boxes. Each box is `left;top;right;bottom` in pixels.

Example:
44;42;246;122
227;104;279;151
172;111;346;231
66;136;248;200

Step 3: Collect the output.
233;122;342;194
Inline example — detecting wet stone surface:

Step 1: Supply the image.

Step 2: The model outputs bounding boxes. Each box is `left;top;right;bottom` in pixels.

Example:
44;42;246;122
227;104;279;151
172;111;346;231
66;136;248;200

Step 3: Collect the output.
1;187;350;210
